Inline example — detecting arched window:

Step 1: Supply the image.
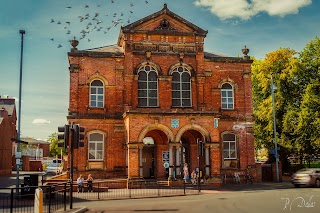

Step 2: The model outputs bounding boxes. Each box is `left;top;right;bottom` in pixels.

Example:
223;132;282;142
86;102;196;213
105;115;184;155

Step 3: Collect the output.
223;134;236;159
172;66;191;107
138;65;158;107
90;80;104;108
88;133;104;161
221;83;234;109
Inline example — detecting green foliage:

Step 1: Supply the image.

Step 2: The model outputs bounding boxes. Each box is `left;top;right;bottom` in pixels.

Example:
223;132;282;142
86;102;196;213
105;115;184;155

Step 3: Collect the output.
252;48;298;150
47;132;66;158
252;37;320;158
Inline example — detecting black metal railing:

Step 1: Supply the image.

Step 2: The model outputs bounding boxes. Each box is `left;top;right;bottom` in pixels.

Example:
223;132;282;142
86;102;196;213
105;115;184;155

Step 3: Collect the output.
0;183;69;213
0;179;200;212
71;179;199;201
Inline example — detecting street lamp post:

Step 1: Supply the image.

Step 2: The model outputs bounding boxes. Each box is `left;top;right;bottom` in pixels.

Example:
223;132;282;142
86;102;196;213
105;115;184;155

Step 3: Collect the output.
271;74;279;182
16;29;26;189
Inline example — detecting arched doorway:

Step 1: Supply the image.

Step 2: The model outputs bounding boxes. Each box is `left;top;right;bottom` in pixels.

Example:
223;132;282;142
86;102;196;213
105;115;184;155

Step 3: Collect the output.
142;137;155;178
142;130;169;179
179;130;205;178
181;138;190;166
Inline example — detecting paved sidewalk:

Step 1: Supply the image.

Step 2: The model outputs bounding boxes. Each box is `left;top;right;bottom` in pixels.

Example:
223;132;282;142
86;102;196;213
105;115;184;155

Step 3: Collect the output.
0;172;294;213
217;180;293;192
68;180;294;213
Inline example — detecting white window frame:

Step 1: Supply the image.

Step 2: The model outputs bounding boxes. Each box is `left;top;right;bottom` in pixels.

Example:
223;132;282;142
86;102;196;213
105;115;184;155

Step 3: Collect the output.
223;134;237;160
138;65;159;107
90;80;104;108
221;83;234;109
172;66;192;107
88;133;104;161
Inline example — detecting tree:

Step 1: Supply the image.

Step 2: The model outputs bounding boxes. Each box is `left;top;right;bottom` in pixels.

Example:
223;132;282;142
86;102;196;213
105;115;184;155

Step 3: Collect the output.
47;132;67;158
252;37;320;164
252;48;298;150
283;37;320;164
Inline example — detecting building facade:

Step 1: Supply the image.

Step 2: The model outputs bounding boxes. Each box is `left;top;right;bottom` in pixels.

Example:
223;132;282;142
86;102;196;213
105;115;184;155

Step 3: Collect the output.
0;97;17;175
67;4;255;180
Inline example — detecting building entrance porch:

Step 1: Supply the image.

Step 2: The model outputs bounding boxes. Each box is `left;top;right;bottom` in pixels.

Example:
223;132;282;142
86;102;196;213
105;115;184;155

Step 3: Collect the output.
142;146;156;178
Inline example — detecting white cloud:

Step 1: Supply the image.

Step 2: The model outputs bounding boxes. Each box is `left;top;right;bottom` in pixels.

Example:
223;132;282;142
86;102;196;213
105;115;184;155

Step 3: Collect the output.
32;119;51;125
194;0;312;20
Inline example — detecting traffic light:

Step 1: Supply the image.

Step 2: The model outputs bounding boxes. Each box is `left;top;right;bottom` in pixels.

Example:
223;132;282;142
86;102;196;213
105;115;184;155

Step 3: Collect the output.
73;124;85;149
58;124;69;149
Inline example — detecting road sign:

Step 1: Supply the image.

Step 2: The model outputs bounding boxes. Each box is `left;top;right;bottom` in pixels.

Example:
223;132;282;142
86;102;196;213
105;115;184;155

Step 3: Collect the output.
270;147;280;155
163;162;169;169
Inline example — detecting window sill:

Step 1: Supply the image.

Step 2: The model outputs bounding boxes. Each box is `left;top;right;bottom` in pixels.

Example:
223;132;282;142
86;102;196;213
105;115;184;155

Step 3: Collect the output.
171;106;193;108
221;108;236;111
87;106;107;111
137;106;160;108
88;161;104;170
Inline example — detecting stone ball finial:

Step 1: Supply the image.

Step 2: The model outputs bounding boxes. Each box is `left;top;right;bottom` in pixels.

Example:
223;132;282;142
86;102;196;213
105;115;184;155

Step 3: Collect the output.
70;37;79;52
242;45;250;59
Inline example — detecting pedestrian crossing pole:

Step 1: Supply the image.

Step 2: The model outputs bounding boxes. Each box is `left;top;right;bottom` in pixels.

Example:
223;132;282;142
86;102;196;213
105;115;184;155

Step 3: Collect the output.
16;29;25;190
69;123;74;209
197;139;203;192
271;74;279;182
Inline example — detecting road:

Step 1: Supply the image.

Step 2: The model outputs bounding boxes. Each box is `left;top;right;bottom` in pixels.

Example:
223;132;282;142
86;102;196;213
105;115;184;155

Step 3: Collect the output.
75;186;320;213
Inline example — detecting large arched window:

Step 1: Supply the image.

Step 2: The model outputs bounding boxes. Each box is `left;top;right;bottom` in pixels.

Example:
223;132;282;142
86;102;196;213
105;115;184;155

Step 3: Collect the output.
221;83;234;109
138;65;158;107
88;133;104;161
172;66;191;107
90;80;104;108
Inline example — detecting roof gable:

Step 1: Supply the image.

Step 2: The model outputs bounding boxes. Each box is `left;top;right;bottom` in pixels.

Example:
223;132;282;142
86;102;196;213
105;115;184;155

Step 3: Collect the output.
121;4;207;36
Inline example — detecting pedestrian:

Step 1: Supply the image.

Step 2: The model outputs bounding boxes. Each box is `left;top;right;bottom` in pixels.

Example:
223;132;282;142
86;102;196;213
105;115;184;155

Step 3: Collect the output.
183;163;189;183
245;169;253;184
191;170;197;185
234;172;240;184
86;174;94;192
77;174;84;193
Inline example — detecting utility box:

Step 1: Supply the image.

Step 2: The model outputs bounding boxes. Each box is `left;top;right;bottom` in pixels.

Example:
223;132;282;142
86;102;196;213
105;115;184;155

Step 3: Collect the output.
22;174;39;195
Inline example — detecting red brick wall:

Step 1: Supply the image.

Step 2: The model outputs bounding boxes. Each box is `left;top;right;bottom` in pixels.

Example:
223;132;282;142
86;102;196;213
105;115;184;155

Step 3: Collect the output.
67;10;254;180
39;144;50;157
0;107;16;175
69;118;126;174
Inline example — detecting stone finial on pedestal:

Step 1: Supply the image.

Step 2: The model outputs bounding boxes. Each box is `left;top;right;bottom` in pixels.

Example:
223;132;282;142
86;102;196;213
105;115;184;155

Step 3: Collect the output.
242;45;250;60
70;37;79;52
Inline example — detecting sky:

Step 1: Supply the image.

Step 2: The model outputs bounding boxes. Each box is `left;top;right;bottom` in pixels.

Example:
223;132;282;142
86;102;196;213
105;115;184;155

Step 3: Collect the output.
0;0;319;141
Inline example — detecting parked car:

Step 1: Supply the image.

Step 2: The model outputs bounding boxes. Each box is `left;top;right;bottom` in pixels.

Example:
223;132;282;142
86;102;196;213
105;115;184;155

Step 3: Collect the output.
52;159;63;164
291;168;320;188
45;163;63;175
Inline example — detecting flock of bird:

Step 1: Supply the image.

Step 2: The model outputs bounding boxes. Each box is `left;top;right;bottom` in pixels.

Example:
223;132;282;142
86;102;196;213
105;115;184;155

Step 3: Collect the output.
50;0;150;49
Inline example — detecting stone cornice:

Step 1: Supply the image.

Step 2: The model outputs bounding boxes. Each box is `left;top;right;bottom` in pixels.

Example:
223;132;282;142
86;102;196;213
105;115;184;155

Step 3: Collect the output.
68;51;124;58
204;56;253;63
67;112;123;119
123;110;220;118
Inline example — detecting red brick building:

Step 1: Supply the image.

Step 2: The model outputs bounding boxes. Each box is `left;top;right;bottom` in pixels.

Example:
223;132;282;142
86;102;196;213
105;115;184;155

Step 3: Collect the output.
67;4;255;180
0;97;17;175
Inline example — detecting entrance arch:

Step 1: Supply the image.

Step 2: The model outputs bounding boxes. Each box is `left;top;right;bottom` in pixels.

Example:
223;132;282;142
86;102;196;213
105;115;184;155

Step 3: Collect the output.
138;126;173;179
138;123;174;143
175;124;210;178
175;123;210;143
